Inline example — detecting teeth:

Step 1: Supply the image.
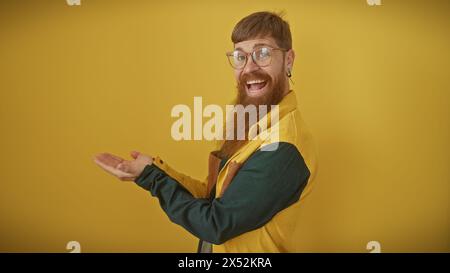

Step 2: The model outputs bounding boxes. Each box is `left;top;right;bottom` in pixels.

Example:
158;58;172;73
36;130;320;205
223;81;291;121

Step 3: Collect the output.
246;79;265;85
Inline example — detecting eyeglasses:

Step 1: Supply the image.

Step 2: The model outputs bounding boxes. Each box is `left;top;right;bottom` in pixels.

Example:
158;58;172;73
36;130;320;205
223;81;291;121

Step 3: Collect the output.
226;46;288;69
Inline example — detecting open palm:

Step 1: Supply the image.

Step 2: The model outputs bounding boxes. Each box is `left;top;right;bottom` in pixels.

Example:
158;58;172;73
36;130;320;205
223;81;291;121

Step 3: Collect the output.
93;151;153;181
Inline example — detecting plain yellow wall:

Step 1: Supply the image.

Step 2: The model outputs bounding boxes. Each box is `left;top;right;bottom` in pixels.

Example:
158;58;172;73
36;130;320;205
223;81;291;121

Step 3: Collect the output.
0;0;448;252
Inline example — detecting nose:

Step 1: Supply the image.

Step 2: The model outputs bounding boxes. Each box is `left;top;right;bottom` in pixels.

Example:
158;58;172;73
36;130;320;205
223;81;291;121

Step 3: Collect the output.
241;55;260;75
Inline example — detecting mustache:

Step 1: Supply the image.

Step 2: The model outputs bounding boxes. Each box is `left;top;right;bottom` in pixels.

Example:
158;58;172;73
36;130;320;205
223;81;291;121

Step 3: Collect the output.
238;70;272;87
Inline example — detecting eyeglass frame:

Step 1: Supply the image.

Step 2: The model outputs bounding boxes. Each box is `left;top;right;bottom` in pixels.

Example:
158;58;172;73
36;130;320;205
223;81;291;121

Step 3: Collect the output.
225;45;289;70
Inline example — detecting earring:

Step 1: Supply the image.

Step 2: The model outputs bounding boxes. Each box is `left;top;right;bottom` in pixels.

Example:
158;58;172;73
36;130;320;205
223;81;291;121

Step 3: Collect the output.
287;68;295;85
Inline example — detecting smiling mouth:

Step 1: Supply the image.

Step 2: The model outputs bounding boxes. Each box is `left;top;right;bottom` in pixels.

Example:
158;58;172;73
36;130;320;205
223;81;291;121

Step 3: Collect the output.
246;79;268;95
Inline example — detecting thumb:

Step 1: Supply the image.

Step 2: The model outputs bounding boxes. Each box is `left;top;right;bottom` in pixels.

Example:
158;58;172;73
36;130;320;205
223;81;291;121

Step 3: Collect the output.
130;150;141;159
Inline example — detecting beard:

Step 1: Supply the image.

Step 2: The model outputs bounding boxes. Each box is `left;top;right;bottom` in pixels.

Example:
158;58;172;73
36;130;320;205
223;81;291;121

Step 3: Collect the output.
217;68;287;159
236;69;286;108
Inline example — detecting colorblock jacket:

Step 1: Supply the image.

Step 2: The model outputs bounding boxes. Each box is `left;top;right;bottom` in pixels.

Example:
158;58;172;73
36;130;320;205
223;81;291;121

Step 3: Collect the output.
134;90;318;252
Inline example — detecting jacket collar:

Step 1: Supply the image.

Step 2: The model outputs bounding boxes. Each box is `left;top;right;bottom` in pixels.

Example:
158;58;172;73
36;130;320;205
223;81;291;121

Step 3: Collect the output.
225;90;298;161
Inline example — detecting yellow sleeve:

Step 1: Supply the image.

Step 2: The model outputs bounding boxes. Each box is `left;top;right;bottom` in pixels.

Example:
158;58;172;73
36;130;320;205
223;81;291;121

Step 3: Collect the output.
151;156;208;198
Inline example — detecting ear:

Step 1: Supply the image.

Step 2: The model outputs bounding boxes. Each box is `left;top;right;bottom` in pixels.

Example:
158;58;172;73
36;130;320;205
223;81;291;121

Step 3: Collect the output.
286;49;295;72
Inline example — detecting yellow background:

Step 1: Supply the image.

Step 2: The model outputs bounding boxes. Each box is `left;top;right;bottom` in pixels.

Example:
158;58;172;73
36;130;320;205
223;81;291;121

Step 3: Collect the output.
0;0;449;252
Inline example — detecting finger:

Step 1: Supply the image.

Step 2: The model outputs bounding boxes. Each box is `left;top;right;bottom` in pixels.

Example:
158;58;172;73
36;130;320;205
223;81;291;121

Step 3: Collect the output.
94;158;134;178
95;153;122;163
95;153;123;168
94;153;116;164
130;150;140;159
107;153;126;162
94;158;118;173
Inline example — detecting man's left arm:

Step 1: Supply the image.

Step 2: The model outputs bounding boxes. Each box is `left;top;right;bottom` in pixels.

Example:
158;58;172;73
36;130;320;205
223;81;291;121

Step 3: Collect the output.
135;142;310;245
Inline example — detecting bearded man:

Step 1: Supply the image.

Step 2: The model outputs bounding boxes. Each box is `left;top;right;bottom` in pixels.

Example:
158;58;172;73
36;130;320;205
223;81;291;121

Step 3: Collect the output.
94;11;317;253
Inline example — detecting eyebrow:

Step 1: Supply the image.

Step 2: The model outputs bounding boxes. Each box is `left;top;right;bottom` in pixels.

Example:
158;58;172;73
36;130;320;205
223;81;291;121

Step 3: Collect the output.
234;43;275;51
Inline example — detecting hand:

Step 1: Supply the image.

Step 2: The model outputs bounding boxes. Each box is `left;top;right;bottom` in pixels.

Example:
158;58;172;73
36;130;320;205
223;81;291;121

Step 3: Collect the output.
93;151;153;181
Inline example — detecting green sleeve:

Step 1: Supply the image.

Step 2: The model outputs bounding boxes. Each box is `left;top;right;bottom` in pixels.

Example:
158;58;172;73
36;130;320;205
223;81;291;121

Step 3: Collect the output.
134;142;310;245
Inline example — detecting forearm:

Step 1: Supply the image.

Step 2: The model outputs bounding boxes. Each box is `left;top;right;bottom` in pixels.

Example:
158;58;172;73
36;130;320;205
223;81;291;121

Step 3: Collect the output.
151;156;208;198
135;164;234;244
